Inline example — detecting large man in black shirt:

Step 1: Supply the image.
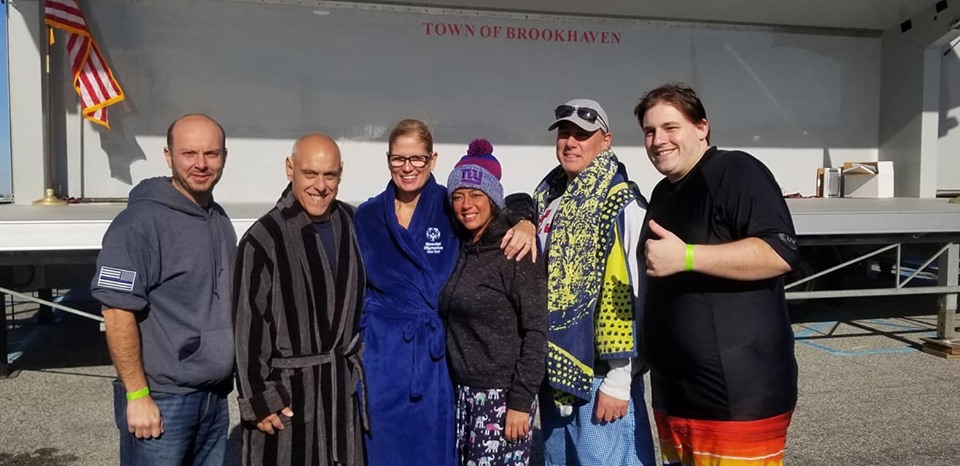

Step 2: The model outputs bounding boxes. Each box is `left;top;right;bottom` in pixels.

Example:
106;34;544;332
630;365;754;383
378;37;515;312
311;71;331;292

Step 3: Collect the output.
634;84;799;466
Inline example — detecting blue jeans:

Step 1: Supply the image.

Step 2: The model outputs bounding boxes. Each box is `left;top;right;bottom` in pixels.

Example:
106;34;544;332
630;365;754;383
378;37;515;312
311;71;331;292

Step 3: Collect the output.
113;379;229;466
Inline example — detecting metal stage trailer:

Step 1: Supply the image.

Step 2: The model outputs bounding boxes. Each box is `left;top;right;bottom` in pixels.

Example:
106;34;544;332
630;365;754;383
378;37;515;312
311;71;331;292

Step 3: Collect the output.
786;198;960;358
2;196;959;375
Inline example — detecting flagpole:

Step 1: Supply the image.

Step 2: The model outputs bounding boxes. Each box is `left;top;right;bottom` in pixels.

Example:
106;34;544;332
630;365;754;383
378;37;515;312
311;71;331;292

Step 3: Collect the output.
34;0;66;206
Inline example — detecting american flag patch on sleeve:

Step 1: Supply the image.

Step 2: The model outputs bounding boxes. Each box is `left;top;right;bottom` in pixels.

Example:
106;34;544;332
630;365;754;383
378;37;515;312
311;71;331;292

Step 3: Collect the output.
97;266;137;292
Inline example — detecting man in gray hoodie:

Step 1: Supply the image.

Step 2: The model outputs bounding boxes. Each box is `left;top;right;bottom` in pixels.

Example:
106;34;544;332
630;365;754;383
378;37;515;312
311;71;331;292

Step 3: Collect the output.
92;114;236;466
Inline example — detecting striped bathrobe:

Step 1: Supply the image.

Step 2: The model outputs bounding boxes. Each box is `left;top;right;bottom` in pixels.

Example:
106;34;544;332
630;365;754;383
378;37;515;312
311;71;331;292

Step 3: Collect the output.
233;185;367;466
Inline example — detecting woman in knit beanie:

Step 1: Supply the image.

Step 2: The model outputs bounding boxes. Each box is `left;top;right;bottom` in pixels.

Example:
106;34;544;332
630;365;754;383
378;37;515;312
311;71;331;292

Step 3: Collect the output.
446;138;505;239
440;139;547;466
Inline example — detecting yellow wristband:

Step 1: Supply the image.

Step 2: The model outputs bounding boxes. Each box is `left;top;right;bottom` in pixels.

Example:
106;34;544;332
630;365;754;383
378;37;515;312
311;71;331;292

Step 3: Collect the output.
126;387;150;401
685;244;695;271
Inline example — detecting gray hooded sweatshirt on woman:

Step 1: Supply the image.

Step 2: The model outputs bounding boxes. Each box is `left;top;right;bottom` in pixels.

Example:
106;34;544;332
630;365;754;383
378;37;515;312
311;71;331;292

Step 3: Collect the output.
92;177;237;394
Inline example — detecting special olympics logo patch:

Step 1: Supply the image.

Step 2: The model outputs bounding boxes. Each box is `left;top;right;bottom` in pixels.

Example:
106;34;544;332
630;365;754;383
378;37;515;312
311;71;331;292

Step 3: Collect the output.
426;227;441;242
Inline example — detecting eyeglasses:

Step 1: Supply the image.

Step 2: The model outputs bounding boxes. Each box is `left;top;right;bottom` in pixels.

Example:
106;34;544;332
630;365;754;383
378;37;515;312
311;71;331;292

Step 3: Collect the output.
555;105;608;132
387;154;432;168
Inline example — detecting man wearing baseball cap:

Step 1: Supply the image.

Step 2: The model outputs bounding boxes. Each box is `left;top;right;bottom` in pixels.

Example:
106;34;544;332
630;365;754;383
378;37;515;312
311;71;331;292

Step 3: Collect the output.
534;99;656;465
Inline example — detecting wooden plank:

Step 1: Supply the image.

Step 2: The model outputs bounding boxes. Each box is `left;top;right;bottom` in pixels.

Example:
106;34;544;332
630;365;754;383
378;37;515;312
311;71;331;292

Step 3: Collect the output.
921;345;960;359
920;337;960;355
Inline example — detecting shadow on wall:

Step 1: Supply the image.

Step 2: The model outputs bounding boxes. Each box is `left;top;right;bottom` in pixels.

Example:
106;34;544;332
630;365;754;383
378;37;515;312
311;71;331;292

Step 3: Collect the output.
940;46;959;138
938;43;960;190
61;97;147;187
60;9;149;187
97;108;148;185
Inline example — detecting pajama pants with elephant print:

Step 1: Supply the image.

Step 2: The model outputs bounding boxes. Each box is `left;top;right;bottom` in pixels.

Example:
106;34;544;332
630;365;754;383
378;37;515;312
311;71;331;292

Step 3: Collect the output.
455;385;537;466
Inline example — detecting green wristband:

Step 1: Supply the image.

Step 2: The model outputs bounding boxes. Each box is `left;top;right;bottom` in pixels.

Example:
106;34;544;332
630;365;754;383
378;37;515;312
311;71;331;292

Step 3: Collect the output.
126;387;150;401
685;244;695;271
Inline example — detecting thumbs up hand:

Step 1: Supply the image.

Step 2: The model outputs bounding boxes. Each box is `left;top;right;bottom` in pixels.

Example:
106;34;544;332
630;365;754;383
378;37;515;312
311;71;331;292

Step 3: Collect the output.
644;219;688;277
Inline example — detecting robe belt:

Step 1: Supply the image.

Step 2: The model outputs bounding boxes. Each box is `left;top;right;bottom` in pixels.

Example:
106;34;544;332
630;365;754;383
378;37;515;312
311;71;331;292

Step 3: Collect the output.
401;312;446;399
272;333;369;463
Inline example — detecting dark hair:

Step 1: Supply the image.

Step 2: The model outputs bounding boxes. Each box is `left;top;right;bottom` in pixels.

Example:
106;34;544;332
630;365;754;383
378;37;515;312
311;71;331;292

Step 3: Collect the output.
166;113;226;149
451;194;501;242
388;119;434;153
633;84;710;144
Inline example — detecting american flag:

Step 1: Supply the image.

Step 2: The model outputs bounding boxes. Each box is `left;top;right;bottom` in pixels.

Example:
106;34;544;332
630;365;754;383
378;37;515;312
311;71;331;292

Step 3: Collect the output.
97;266;137;292
44;0;125;129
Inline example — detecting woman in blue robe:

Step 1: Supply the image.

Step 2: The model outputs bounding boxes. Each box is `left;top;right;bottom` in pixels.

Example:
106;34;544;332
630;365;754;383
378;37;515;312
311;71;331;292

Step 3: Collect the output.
355;120;536;466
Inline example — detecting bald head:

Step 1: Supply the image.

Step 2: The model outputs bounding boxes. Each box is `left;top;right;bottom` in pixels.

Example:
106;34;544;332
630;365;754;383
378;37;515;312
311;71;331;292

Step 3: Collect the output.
286;133;343;219
166;113;225;150
291;133;341;165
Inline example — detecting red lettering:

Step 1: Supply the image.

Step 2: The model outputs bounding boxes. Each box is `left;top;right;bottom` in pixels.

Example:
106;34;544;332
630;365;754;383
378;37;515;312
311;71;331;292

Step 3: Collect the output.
423;23;619;45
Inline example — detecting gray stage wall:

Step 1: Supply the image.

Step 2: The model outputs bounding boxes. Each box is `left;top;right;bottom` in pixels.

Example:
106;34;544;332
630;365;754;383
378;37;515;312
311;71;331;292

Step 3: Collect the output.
60;0;882;201
940;43;960;191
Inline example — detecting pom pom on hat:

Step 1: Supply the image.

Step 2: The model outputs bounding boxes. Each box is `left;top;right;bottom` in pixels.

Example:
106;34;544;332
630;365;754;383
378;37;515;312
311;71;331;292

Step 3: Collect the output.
467;138;494;157
455;139;501;180
447;138;504;209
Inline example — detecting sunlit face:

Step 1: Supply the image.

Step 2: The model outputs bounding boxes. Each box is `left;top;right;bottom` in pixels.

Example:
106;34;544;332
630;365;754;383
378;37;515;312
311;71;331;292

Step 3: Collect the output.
389;134;437;199
554;121;611;180
641;102;710;182
286;137;342;219
451;188;494;240
164;116;227;206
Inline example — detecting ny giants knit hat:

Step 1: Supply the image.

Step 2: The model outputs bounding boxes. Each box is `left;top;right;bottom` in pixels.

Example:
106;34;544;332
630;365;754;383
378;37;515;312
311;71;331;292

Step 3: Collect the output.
446;138;504;209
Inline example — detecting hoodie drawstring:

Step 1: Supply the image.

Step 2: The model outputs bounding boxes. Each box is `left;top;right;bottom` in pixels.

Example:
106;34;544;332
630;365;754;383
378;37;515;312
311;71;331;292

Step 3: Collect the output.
207;207;223;297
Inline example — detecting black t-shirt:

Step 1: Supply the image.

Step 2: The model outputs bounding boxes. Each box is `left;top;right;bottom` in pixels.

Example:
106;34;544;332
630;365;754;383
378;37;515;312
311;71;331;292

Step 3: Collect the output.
642;147;799;421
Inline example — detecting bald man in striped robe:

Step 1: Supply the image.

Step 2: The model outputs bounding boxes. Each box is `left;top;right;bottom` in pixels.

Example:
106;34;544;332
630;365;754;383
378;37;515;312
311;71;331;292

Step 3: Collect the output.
233;134;366;466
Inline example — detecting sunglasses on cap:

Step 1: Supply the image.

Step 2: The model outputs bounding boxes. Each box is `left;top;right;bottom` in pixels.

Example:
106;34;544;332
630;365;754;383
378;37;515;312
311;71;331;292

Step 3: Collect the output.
554;105;608;132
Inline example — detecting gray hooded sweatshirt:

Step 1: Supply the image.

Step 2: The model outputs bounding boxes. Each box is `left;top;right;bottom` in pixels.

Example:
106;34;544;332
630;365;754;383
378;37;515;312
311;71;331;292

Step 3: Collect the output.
92;177;237;394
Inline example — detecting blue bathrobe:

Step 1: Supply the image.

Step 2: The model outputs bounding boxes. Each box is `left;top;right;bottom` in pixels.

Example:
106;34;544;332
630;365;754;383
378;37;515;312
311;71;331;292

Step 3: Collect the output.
355;176;459;466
